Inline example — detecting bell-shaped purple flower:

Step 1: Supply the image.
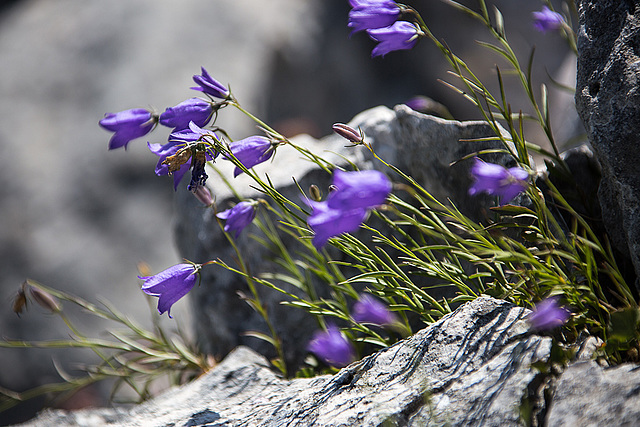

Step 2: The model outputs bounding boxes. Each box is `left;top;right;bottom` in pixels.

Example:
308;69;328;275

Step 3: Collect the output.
352;294;398;326
159;98;213;131
226;136;275;177
308;324;356;368
528;297;570;331
307;201;368;249
532;6;565;33
348;0;400;34
139;263;199;318
192;67;230;99
216;201;257;238
468;158;529;205
99;108;155;150
367;21;419;58
327;169;392;211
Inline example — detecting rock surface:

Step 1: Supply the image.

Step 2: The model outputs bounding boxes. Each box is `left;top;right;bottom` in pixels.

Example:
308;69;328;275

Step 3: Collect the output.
174;104;521;370
575;0;640;290
21;295;639;426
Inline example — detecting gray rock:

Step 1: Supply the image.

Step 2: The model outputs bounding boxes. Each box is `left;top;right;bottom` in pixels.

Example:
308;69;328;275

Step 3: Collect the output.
575;0;640;289
21;296;550;426
175;105;521;370
547;360;640;426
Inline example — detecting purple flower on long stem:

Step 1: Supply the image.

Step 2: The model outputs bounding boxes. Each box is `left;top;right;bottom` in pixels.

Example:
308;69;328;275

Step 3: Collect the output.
332;123;364;144
99;108;156;150
308;324;356;368
307;201;368;249
139;263;199;318
226;136;275;177
528;297;570;331
468;158;529;205
327;169;392;211
216;201;258;238
353;294;398;326
192;67;230;99
532;6;565;33
367;21;419;57
159;98;213;131
348;0;400;34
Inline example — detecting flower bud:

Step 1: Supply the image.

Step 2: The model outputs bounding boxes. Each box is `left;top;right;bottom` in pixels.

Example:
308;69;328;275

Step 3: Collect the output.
193;185;214;206
332;123;364;144
309;185;322;202
29;286;62;314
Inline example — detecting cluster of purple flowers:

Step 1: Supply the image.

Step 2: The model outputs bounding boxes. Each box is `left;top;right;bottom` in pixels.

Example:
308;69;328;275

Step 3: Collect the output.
348;0;420;57
308;169;392;249
100;67;276;195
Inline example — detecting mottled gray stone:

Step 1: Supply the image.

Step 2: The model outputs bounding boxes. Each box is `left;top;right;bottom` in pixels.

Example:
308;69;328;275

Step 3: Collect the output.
174;105;520;370
547;360;640;426
22;296;551;427
575;0;640;289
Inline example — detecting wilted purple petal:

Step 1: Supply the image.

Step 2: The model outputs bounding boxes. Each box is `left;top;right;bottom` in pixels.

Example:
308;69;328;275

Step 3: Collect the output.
308;325;356;367
528;297;570;331
307;201;368;249
217;201;257;238
99;108;155;150
191;67;230;99
327;169;392;211
532;6;565;33
348;0;400;34
468;158;529;205
139;263;199;318
367;21;419;58
159;98;213;131
226;136;274;177
353;294;398;326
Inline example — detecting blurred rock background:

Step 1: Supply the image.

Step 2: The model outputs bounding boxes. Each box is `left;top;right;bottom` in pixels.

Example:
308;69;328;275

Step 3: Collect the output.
0;0;576;424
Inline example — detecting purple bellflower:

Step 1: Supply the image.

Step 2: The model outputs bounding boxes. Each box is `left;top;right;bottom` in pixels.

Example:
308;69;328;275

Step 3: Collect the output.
99;108;156;150
367;21;419;57
348;0;400;34
307;201;368;249
192;67;230;99
468;158;529;205
216;201;258;238
226;136;275;177
308;324;356;368
353;294;398;326
139;263;199;318
532;6;565;33
528;297;570;331
327;169;392;211
159;98;213;131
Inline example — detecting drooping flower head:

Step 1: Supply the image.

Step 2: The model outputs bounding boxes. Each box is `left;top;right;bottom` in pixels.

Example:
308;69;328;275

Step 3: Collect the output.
528;297;570;331
192;67;230;99
348;0;400;34
159;98;213;131
307;324;356;368
225;136;275;177
99;108;156;150
327;169;392;211
139;263;200;318
367;21;419;57
307;201;368;249
352;294;398;326
532;6;565;33
216;200;258;238
468;158;529;205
